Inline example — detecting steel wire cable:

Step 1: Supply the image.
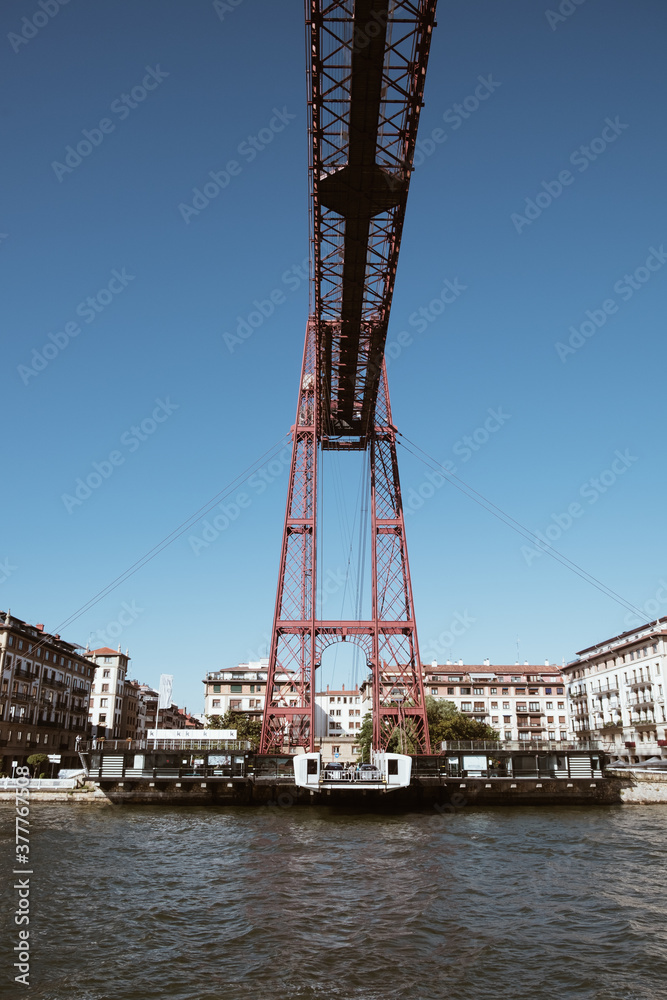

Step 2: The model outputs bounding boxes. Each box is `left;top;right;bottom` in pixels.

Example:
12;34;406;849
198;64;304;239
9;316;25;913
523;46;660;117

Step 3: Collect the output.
396;432;648;621
24;432;293;651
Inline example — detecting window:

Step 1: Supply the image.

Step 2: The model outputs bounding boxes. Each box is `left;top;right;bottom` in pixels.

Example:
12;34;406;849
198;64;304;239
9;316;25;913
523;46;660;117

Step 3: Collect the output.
545;687;552;694
101;684;109;692
473;687;484;695
213;684;221;693
491;701;498;708
99;715;106;724
560;731;567;741
448;676;462;682
515;687;526;694
332;746;340;753
559;716;566;724
557;687;564;694
212;699;220;708
103;669;110;678
502;687;509;694
558;702;564;709
492;716;499;724
503;715;511;723
502;701;510;709
504;731;512;740
100;698;108;707
230;684;242;693
18;640;24;650
474;702;485;711
490;687;497;694
546;701;553;709
329;697;335;703
529;702;540;712
548;731;556;740
104;656;112;663
447;687;454;695
431;688;438;695
461;702;472;711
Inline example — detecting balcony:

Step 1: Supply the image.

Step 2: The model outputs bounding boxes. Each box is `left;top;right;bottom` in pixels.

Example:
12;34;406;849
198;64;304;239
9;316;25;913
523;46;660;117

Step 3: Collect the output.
590;681;619;694
11;691;35;703
630;717;656;729
626;695;655;709
43;679;68;690
628;678;652;690
13;667;37;681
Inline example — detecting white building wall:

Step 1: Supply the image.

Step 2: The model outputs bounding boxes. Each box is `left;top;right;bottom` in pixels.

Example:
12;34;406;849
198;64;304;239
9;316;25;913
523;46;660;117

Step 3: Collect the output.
423;662;571;742
315;688;363;738
565;624;667;760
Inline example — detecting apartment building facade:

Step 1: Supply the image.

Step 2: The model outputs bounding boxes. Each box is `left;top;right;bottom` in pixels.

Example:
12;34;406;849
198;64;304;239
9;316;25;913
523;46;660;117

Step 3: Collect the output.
314;685;364;738
86;647;131;738
204;659;276;720
0;610;92;772
423;660;571;742
564;619;667;762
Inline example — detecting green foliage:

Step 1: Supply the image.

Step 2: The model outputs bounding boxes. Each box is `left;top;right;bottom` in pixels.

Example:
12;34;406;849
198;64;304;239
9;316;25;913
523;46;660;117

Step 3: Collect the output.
356;712;373;762
424;697;498;745
205;715;225;729
206;710;262;748
27;753;49;776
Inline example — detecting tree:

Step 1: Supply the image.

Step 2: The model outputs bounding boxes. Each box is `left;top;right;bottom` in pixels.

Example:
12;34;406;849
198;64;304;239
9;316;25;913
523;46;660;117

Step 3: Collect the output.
27;753;48;777
424;696;498;746
356;713;373;762
206;710;262;748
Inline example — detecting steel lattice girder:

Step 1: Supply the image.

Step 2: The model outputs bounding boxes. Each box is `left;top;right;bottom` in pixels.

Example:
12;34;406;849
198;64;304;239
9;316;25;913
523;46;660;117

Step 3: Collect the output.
308;0;437;439
259;324;431;754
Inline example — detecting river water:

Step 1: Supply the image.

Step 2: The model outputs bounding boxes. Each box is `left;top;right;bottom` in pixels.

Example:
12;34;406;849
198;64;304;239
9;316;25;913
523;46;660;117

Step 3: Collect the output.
1;803;666;1000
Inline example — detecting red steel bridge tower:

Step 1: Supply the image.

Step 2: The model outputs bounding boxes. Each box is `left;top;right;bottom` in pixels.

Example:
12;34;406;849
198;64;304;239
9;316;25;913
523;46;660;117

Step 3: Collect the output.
260;0;438;755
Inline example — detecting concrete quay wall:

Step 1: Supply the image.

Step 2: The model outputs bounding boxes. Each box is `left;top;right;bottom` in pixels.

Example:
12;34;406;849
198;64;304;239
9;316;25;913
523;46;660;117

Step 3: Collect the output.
4;775;667;807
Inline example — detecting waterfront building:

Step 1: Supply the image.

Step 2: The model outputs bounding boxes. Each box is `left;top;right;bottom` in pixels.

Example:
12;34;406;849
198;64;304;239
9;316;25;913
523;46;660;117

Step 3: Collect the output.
121;679;145;741
0;610;92;772
172;707;204;729
422;661;572;742
563;618;667;763
136;682;186;730
86;647;131;739
357;661;571;743
314;685;365;763
315;685;363;738
203;659;293;720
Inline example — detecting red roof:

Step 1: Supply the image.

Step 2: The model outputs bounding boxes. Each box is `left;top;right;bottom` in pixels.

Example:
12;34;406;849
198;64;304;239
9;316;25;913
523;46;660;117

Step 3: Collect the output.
88;647;126;657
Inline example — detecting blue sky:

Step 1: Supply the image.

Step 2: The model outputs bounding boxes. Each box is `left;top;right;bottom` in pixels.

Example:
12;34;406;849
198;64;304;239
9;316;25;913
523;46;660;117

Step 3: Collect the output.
2;0;667;710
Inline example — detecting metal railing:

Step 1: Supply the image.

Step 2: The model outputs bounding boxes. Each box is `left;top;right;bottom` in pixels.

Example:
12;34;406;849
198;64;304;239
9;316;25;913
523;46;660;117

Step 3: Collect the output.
0;778;80;790
78;738;252;752
440;739;603;751
320;768;383;782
